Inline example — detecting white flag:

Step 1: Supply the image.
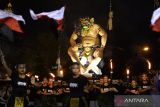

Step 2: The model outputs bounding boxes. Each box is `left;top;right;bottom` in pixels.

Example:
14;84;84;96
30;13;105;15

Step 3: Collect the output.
0;10;25;24
151;7;160;25
30;6;65;21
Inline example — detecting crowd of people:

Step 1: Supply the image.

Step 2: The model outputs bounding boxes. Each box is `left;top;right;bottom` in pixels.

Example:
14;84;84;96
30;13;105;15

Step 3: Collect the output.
0;61;158;107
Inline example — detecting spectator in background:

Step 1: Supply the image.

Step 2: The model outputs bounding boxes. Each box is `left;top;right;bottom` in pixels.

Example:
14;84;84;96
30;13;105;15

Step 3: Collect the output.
47;78;57;107
63;80;70;107
55;79;64;107
138;73;151;95
88;80;100;107
37;77;49;107
125;79;139;95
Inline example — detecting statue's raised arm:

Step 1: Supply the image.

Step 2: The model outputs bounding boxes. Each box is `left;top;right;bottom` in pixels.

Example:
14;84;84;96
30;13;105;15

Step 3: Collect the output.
98;25;107;48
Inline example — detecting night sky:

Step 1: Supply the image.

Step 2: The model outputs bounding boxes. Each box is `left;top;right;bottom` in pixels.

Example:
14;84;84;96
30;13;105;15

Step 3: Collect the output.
0;0;160;77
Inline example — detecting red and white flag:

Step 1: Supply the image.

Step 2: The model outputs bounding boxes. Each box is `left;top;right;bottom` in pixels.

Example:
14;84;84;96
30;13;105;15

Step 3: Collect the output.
0;10;25;33
151;7;160;32
30;6;65;30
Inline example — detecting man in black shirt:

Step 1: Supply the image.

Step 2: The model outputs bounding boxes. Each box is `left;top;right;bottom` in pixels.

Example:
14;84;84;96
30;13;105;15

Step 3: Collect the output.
66;62;88;107
37;77;49;107
54;79;64;106
2;63;32;107
1;52;34;107
138;73;151;95
125;79;139;95
47;78;57;107
97;75;118;107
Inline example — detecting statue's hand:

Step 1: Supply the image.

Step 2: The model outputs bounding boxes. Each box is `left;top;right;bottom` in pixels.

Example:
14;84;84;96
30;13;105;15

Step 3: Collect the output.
72;44;82;52
73;43;82;49
93;47;104;58
76;43;82;48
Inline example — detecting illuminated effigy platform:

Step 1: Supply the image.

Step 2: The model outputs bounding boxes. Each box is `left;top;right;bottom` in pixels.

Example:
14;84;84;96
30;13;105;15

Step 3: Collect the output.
68;17;107;77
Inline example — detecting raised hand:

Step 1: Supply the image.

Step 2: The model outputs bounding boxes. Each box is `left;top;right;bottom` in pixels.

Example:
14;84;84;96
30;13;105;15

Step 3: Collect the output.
0;48;5;65
0;48;12;76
